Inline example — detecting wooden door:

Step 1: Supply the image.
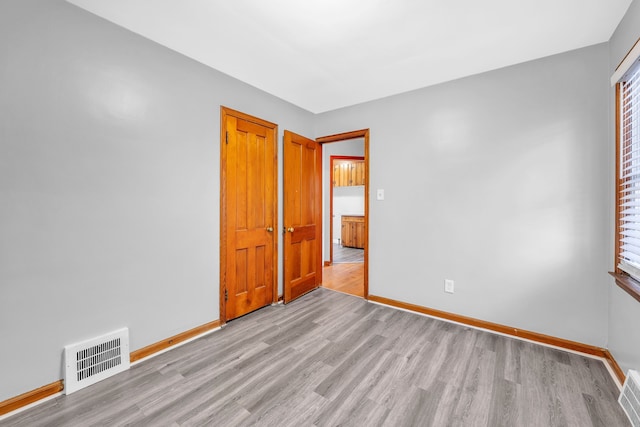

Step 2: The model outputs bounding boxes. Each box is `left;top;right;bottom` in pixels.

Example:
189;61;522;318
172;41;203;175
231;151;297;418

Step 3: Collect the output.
354;160;365;185
283;131;322;303
221;108;277;321
334;161;350;187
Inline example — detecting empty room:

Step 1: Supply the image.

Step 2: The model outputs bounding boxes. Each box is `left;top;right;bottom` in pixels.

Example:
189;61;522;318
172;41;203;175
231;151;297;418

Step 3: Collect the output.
2;0;640;425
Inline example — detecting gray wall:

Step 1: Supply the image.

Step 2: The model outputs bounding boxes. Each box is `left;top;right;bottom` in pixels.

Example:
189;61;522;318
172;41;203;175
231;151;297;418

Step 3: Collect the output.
2;0;638;406
316;43;611;347
0;0;314;402
608;0;640;374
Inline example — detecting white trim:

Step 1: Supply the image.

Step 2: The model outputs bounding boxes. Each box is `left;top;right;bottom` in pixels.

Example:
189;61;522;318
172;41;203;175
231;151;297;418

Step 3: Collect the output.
619;262;640;283
611;38;640;85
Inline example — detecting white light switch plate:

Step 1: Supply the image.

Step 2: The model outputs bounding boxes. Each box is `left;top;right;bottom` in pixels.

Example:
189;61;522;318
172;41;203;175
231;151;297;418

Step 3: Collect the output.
377;189;384;200
444;279;454;294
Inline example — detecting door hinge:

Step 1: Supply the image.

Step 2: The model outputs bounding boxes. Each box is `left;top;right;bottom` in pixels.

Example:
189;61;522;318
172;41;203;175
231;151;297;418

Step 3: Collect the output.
225;131;229;144
225;288;228;301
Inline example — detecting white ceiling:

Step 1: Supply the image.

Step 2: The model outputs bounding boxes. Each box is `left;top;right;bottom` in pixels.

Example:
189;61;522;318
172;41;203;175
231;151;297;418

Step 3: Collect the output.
67;0;632;113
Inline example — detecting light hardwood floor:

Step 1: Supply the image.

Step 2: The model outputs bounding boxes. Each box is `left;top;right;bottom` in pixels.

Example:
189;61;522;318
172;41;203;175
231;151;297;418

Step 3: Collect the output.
322;263;364;297
1;289;629;426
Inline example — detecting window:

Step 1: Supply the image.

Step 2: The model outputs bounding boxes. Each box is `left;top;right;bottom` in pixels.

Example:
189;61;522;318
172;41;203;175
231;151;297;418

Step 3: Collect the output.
615;42;640;303
617;62;640;281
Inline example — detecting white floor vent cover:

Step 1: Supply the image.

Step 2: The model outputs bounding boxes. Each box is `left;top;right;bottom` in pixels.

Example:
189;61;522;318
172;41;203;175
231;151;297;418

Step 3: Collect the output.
64;328;130;395
620;369;640;427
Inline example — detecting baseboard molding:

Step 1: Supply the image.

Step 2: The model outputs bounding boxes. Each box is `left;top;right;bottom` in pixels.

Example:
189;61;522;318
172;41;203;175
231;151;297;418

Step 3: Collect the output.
368;295;625;378
1;319;222;418
1;305;626;418
0;380;63;417
604;349;627;385
130;319;221;363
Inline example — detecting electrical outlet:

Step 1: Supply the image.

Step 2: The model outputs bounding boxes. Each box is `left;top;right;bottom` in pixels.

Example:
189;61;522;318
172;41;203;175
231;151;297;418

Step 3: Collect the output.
444;279;454;294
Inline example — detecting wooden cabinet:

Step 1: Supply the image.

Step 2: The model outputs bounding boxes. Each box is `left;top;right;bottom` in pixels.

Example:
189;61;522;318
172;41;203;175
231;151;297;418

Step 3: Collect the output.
341;215;365;249
334;160;365;187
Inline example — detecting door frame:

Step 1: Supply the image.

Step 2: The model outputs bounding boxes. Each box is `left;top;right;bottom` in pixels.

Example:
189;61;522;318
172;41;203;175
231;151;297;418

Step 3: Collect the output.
317;129;370;299
329;155;365;264
219;106;278;324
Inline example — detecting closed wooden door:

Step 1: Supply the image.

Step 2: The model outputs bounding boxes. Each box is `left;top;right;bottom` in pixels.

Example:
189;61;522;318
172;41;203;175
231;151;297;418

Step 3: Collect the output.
283;131;322;303
221;108;277;321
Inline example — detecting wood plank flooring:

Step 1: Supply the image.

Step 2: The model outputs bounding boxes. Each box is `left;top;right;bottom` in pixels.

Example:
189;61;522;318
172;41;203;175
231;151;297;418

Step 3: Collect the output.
333;243;364;263
1;289;629;426
322;263;365;297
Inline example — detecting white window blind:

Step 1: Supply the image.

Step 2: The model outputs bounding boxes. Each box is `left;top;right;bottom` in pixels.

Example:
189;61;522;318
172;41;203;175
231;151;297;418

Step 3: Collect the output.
619;62;640;280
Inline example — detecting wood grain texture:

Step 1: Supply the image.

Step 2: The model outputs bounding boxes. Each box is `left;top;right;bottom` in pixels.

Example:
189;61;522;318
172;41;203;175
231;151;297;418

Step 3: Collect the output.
369;294;609;357
221;108;278;320
322;262;364;297
1;289;628;426
316;129;369;144
0;381;63;416
615;83;622;277
363;131;369;299
341;216;365;249
333;158;365;187
610;271;640;304
333;243;364;263
130;319;221;363
283;130;323;303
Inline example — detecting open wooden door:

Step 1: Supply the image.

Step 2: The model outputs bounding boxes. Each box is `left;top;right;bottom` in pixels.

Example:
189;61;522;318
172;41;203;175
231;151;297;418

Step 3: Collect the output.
221;107;277;321
283;131;322;303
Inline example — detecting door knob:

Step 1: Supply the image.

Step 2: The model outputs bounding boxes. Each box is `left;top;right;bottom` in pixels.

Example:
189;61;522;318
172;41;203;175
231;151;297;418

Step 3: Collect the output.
266;227;274;232
287;227;294;233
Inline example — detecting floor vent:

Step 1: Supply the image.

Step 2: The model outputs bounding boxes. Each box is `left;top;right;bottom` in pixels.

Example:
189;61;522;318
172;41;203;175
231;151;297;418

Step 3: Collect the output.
620;370;640;427
64;328;130;395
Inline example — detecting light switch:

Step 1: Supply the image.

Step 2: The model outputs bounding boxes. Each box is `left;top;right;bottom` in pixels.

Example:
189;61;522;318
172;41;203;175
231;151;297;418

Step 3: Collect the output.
444;279;454;294
377;189;384;200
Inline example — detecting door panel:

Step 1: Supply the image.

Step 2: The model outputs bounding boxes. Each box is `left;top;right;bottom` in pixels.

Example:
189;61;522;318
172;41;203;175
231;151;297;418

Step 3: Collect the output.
221;108;277;321
284;131;322;303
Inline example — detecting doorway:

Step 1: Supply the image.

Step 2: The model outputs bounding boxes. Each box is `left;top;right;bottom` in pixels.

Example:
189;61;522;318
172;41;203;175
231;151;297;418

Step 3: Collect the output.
330;155;365;264
317;130;369;299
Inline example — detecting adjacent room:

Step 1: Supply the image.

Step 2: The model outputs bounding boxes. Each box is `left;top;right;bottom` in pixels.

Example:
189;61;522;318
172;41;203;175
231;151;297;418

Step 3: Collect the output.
2;0;640;425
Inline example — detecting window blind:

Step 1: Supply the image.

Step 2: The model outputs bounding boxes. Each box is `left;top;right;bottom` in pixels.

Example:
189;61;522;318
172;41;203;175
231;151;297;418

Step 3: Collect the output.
619;62;640;280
